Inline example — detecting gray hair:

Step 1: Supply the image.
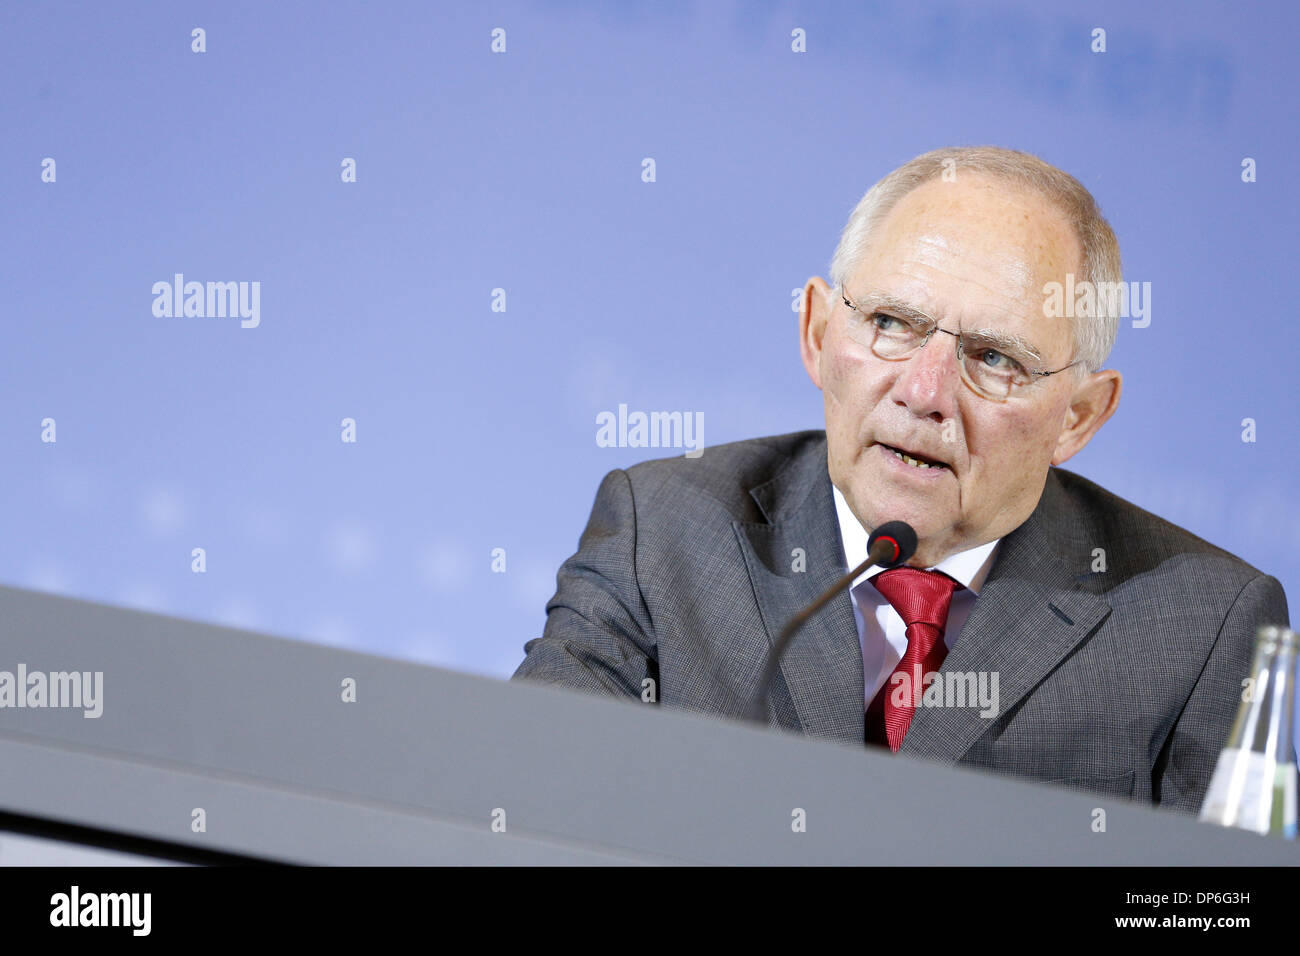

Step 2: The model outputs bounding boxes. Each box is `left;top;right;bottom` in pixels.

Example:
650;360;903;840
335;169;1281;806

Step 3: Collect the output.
827;146;1122;374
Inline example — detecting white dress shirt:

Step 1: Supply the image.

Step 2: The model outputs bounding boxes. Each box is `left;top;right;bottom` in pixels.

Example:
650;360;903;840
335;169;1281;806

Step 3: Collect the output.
831;485;1001;705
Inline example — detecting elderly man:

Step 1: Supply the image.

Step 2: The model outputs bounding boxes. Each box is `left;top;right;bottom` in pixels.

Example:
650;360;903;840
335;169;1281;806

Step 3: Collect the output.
512;146;1289;815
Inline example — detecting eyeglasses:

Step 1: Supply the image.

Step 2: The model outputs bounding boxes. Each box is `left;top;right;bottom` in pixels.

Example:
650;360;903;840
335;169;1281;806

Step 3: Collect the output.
839;287;1082;402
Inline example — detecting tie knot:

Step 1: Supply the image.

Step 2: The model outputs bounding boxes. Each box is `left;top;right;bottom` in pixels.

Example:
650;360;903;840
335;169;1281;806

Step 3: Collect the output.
870;567;963;629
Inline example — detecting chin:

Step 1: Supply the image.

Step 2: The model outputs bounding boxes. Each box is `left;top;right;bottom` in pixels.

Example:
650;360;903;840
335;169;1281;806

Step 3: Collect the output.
897;518;948;554
852;491;942;540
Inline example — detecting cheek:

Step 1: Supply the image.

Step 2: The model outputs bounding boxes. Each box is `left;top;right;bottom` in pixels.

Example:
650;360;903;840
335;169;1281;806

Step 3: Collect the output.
821;339;879;480
821;336;879;413
970;407;1060;475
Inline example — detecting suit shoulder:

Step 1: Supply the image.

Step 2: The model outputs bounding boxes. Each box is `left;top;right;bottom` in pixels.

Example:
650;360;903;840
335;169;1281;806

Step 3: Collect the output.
620;430;825;521
1051;466;1267;583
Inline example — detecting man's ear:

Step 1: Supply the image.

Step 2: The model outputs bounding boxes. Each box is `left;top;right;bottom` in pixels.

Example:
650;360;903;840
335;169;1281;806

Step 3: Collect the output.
800;276;834;390
1052;369;1122;465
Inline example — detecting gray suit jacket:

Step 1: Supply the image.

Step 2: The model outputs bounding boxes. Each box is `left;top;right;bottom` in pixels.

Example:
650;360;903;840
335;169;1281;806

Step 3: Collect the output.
512;431;1290;814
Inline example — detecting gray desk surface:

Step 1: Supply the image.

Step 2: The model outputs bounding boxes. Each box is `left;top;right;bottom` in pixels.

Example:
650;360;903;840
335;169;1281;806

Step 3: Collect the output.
0;584;1295;864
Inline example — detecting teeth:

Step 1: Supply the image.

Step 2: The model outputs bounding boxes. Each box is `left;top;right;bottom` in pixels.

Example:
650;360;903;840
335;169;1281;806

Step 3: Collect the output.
891;448;942;469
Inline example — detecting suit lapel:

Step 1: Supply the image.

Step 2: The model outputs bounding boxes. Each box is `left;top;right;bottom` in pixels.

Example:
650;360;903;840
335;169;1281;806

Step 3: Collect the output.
730;442;1113;762
899;469;1113;762
733;437;866;746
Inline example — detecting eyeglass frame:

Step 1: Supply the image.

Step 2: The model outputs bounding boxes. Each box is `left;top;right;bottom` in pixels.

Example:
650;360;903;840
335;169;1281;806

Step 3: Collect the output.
837;285;1084;400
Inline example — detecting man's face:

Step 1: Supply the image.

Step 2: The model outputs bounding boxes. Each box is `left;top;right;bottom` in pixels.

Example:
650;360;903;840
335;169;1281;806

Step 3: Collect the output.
802;175;1099;567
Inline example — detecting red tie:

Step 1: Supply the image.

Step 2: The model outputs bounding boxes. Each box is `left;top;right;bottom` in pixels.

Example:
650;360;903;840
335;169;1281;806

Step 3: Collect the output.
864;567;964;752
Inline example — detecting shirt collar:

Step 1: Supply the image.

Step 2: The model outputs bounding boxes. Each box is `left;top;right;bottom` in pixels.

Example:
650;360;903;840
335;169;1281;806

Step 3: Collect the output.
831;484;1000;595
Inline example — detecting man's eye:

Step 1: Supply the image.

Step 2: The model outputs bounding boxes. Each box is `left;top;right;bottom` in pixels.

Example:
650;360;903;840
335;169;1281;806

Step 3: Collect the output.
871;312;904;332
977;349;1021;372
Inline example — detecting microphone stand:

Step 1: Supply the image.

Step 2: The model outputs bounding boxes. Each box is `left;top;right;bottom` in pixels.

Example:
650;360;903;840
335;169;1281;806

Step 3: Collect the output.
744;533;909;725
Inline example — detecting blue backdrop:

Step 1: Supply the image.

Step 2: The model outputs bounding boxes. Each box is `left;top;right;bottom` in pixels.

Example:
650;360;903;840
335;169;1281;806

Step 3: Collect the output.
3;0;1296;685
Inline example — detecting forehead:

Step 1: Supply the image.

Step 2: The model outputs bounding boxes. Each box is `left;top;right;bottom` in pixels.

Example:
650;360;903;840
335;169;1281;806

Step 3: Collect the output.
854;175;1081;342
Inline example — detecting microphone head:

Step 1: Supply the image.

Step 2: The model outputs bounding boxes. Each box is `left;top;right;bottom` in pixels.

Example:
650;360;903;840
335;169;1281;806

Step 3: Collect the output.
867;520;917;568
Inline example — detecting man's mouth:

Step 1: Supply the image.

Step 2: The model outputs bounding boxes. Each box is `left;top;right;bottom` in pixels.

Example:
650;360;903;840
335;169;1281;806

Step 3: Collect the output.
878;442;951;471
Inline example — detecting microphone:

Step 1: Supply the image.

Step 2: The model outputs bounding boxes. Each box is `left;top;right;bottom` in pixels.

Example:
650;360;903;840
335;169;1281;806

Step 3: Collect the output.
863;520;917;570
743;520;917;725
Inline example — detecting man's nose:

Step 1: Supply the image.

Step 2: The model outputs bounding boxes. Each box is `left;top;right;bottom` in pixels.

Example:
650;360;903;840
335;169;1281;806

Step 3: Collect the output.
889;333;961;421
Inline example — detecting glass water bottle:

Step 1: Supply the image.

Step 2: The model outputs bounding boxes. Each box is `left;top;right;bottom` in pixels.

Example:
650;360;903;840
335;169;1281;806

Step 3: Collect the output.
1198;625;1298;838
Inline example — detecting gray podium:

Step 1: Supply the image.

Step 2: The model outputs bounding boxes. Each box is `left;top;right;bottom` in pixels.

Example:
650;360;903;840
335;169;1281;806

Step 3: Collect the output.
0;583;1295;865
